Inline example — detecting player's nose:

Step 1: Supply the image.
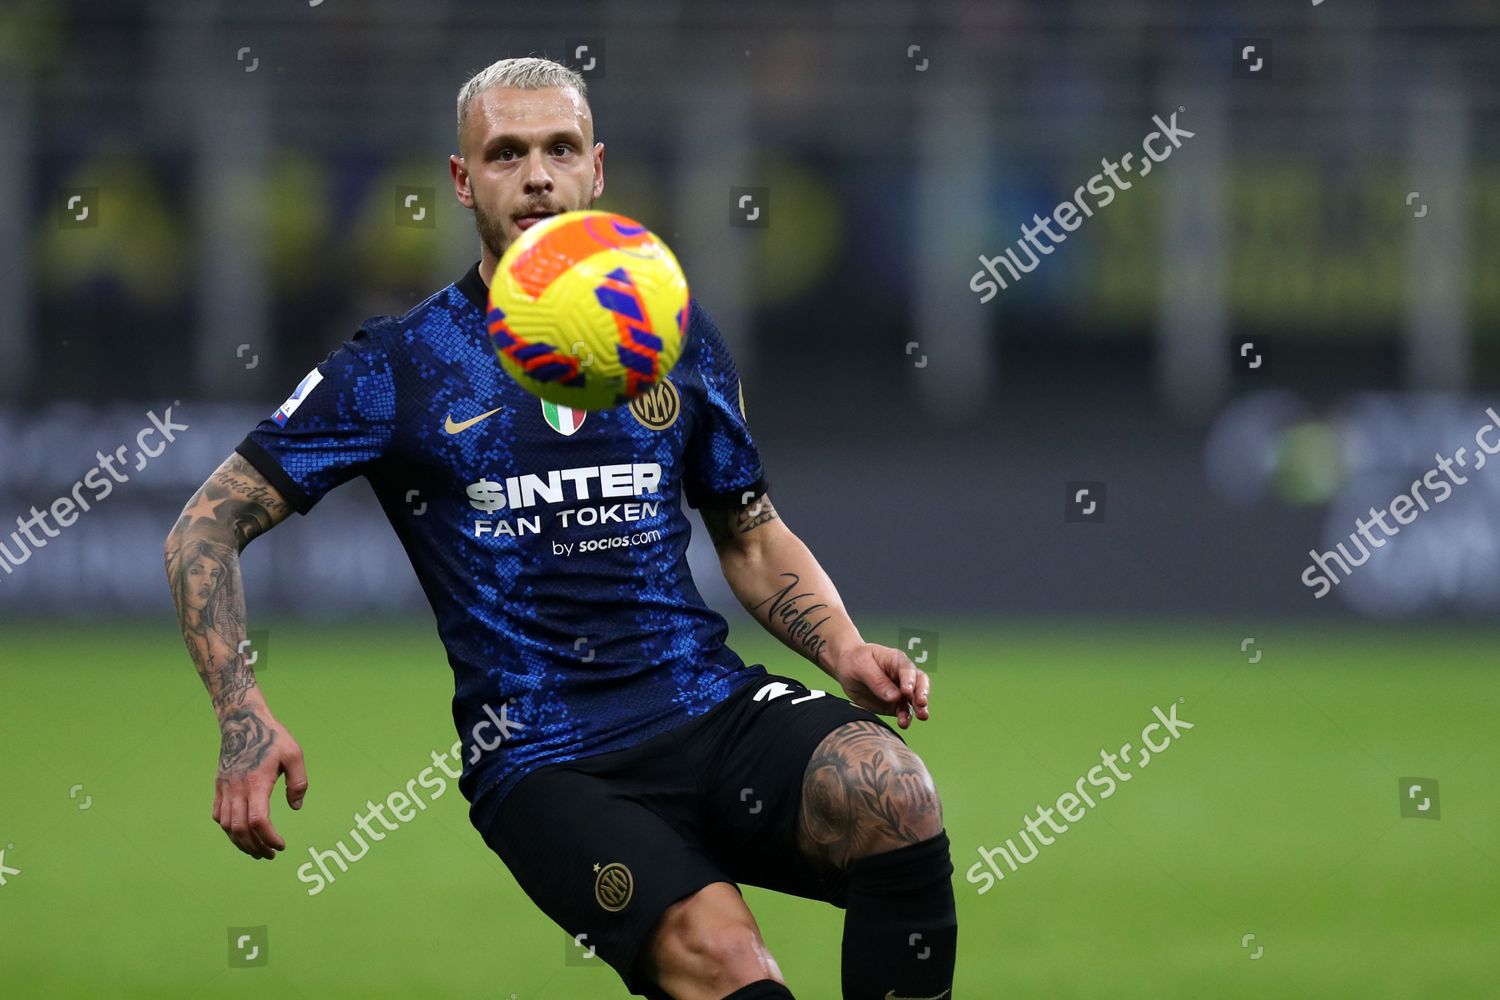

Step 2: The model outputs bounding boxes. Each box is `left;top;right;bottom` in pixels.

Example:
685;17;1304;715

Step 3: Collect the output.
523;152;554;192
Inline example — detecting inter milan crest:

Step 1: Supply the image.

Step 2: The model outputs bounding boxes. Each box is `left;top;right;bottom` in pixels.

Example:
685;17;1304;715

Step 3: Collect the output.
629;377;680;431
541;398;587;436
594;861;634;912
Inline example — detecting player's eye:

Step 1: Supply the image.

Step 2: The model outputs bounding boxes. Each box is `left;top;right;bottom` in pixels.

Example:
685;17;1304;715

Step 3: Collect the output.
552;144;571;157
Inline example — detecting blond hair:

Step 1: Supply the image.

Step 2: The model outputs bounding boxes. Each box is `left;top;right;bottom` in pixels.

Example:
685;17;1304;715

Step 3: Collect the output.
456;56;591;154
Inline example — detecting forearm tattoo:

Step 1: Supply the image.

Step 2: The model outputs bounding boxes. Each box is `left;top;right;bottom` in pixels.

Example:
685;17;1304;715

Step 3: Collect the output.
703;491;779;549
748;571;832;663
797;721;942;869
166;455;287;736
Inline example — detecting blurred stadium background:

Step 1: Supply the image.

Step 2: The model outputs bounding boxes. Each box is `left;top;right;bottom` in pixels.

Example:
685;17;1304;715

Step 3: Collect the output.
2;0;1497;997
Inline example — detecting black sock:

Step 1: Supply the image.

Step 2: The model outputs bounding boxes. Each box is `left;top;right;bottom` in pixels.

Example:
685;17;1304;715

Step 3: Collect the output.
720;980;796;999
840;829;957;1000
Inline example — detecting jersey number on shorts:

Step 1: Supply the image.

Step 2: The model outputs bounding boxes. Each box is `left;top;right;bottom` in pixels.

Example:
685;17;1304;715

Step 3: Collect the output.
752;681;827;705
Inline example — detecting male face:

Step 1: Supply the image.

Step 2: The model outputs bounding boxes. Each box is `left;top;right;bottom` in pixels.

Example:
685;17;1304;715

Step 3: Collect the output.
451;85;605;261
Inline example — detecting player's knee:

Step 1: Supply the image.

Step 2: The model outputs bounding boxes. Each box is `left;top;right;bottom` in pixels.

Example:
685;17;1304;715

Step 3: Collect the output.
801;722;946;867
858;751;943;849
648;888;780;997
654;923;774;997
898;767;944;843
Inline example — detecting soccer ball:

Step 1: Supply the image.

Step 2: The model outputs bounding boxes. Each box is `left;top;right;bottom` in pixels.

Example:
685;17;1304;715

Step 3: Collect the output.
486;210;690;411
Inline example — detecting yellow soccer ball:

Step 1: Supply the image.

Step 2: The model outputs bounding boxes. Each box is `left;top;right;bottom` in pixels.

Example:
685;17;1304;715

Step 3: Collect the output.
486;210;690;411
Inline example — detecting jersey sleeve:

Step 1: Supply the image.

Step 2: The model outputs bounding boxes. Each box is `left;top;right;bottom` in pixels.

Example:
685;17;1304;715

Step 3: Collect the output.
680;299;769;509
234;326;396;515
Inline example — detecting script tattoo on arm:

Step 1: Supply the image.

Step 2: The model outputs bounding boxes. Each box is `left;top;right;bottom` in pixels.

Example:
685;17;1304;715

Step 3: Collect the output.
705;490;858;669
797;720;943;870
748;571;832;663
165;454;291;776
202;457;291;546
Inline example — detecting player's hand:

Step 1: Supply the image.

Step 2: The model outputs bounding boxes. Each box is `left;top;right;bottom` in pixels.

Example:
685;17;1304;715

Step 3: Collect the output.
211;707;308;860
828;642;931;729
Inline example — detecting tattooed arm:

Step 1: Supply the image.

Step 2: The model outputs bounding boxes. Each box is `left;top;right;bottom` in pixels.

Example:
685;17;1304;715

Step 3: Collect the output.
165;453;308;859
701;491;932;728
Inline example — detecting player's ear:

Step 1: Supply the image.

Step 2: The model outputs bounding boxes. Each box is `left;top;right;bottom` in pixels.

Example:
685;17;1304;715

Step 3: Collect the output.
450;153;474;208
592;142;605;200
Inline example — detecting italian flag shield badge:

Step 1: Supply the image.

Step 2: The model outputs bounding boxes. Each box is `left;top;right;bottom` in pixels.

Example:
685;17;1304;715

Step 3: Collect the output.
541;398;587;436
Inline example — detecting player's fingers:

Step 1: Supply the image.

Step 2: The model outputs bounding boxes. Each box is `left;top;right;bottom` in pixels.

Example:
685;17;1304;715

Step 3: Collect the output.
878;644;919;699
246;783;281;858
230;791;272;859
914;670;931;719
218;782;235;832
212;784;223;825
248;788;285;855
898;656;918;698
229;795;256;857
866;647;902;701
283;747;309;811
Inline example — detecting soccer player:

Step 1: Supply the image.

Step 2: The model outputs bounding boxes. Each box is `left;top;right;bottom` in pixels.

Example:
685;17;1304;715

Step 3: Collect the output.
165;56;957;1000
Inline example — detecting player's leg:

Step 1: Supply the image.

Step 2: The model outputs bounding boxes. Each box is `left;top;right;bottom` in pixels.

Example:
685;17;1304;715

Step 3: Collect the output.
797;719;944;864
475;752;773;1000
681;675;956;1000
798;720;956;1000
638;881;795;1000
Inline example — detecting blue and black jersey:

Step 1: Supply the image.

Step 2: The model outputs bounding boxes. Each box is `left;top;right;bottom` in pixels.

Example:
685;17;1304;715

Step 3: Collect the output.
236;262;770;814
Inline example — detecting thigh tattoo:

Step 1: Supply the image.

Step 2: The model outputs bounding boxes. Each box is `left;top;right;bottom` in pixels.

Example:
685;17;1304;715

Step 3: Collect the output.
796;720;942;869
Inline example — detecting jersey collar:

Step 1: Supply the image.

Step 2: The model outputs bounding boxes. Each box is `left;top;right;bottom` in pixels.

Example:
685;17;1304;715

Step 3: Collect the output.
457;261;487;312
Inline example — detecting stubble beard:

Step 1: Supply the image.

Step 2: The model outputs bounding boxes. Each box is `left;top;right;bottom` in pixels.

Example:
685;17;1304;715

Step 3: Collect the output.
473;190;596;261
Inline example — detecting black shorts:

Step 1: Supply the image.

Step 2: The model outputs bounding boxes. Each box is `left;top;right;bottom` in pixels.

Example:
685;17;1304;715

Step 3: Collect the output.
473;672;903;999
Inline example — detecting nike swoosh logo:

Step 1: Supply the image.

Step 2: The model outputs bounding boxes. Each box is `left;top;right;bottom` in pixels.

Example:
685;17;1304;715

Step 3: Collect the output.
885;991;949;1000
443;406;503;435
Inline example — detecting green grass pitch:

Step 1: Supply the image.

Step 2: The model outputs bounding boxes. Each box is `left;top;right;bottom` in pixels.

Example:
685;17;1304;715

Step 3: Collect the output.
1;620;1495;998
